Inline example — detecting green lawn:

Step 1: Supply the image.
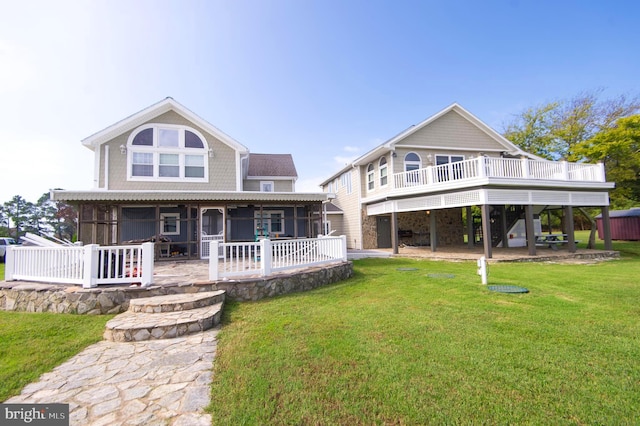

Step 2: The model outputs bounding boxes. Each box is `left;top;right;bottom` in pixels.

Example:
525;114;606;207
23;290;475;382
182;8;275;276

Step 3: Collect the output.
209;237;640;424
0;260;112;402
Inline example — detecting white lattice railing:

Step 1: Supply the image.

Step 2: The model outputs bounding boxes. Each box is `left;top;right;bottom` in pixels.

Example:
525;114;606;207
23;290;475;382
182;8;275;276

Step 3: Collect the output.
201;233;224;259
393;157;606;191
4;243;154;288
208;236;348;280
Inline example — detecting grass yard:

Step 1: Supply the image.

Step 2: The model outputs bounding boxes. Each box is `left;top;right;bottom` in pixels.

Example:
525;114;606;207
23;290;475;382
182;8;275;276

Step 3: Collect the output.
0;260;112;402
209;237;640;424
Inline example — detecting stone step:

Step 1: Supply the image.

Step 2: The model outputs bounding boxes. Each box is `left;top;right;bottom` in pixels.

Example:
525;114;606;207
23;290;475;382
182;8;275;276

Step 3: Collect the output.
104;302;223;342
128;290;225;313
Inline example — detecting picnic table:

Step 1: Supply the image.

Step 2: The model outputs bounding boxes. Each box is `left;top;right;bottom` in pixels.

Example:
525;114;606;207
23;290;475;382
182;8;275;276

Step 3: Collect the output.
535;234;572;250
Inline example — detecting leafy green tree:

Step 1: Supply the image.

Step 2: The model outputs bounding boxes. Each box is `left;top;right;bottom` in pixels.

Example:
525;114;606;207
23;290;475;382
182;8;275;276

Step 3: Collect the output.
502;90;640;160
3;195;34;239
573;115;640;209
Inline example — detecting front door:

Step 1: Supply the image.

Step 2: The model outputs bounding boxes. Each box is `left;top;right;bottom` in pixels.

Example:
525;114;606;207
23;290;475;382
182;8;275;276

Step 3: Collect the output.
377;216;392;248
200;207;225;259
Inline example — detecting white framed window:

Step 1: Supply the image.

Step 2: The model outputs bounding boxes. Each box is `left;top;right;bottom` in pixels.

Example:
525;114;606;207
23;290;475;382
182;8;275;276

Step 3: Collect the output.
340;171;352;194
127;124;209;182
404;152;422;185
160;213;180;235
404;152;422;172
367;163;375;191
328;181;333;193
254;211;284;236
260;181;274;192
379;157;388;186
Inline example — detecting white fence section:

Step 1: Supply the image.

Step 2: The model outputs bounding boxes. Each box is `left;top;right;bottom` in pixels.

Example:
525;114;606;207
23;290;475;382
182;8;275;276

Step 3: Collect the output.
201;233;224;259
393;157;605;191
5;242;154;288
209;236;348;281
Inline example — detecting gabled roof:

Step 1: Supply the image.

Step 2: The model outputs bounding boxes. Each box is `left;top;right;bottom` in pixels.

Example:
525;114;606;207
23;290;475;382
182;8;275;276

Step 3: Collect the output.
320;103;535;185
81;97;249;154
247;153;298;178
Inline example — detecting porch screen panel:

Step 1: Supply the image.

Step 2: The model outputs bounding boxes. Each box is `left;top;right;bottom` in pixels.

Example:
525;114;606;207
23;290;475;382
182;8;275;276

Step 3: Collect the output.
121;207;155;242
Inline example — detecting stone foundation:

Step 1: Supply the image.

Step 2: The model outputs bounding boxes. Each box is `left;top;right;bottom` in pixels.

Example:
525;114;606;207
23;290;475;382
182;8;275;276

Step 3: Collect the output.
0;262;353;314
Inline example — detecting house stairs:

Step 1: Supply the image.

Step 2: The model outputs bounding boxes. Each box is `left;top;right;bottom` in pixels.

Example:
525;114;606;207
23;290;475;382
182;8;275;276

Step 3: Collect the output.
103;290;225;342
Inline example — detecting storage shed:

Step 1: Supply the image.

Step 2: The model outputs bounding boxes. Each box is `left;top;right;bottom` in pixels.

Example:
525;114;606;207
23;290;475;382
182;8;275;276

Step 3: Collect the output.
596;208;640;241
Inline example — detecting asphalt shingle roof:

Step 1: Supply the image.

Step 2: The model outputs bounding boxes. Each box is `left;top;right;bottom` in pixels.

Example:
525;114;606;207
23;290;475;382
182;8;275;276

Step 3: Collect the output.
247;154;298;178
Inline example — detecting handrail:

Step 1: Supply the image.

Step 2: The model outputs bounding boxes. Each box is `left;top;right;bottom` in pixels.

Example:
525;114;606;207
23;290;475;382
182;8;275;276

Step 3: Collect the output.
393;157;605;191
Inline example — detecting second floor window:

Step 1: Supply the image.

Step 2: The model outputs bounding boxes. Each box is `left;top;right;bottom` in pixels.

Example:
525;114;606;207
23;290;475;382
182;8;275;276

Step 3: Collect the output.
379;157;388;186
127;125;208;181
367;164;375;190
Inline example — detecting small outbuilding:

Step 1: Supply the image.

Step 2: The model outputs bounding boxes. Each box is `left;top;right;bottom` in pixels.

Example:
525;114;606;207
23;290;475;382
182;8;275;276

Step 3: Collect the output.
596;207;640;241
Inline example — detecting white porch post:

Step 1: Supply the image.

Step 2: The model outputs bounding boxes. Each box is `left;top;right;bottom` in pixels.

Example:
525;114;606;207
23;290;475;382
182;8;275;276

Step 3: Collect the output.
5;246;15;281
477;156;486;179
561;161;569;180
82;244;99;289
597;162;606;182
340;235;347;262
520;157;530;179
209;240;219;281
261;238;272;277
141;242;154;288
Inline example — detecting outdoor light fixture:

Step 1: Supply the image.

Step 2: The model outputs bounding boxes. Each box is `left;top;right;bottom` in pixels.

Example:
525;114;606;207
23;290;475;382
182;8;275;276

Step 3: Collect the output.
208;148;214;157
426;154;433;164
119;144;127;154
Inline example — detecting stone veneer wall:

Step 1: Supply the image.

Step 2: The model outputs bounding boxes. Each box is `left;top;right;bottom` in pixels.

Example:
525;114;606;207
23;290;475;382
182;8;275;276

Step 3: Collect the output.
0;262;353;314
362;209;377;249
363;208;465;249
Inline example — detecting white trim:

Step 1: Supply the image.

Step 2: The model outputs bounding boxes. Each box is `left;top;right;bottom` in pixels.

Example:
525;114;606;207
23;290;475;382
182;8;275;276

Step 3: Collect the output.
126;124;209;182
254;210;285;236
260;181;275;192
366;163;375;192
82;97;249;154
160;212;181;235
398;144;506;153
93;145;101;189
104;145;109;190
379;157;389;188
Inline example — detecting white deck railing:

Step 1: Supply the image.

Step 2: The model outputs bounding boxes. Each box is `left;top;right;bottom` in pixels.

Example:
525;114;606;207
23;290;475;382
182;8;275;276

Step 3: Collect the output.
4;243;154;288
393;157;605;190
208;236;348;281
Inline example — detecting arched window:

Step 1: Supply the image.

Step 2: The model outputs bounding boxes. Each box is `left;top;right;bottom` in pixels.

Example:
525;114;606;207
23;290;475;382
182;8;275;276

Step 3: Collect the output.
127;124;209;181
404;152;422;172
367;163;375;190
379;157;388;186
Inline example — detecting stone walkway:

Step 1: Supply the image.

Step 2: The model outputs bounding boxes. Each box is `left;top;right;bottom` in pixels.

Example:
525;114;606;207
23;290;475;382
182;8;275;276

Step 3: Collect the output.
5;328;219;425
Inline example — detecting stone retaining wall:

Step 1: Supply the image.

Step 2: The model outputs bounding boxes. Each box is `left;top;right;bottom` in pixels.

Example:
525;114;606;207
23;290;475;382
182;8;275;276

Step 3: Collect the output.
0;262;353;315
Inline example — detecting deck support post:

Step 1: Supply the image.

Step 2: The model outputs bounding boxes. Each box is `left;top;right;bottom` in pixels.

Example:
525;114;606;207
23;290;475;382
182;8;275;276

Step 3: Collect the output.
466;206;474;249
601;206;613;250
391;211;398;255
525;204;536;256
500;205;509;248
430;210;437;252
564;206;576;253
481;204;492;259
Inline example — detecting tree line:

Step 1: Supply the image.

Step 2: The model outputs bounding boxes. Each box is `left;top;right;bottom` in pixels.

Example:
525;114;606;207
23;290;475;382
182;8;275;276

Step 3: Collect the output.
0;193;76;241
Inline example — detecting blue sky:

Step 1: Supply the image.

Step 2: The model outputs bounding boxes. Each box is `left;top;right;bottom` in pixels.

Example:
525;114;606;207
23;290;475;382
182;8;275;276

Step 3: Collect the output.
1;0;638;203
